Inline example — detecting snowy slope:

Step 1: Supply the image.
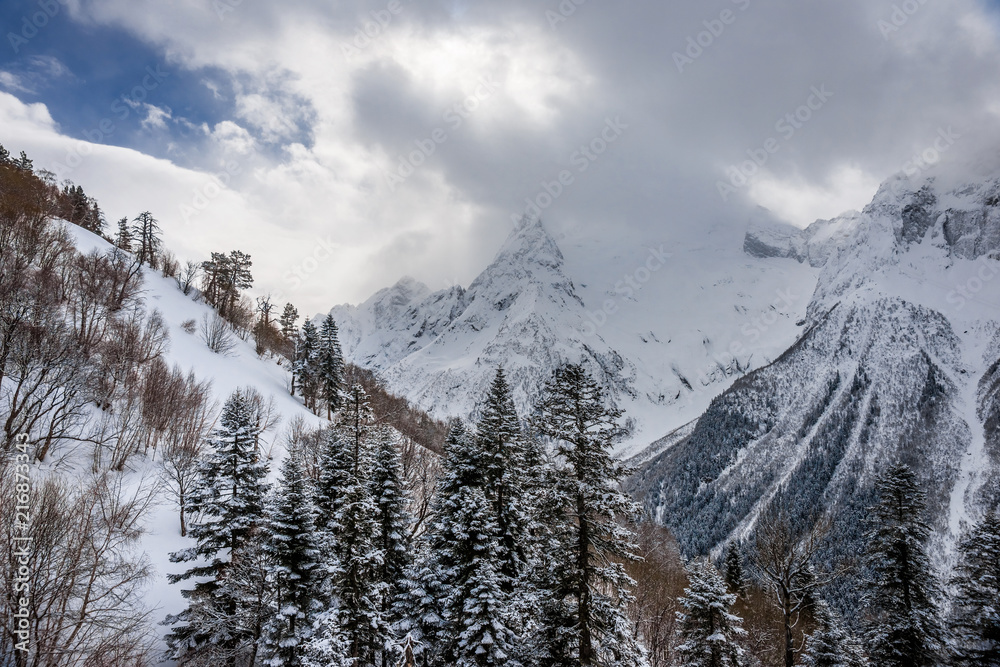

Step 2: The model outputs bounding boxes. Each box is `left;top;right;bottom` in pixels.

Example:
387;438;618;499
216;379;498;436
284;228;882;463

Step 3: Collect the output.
330;217;820;452
65;225;325;658
628;167;1000;602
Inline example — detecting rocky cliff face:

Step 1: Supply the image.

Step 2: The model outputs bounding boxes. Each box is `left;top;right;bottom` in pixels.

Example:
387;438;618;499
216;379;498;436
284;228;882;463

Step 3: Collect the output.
328;217;819;446
630;170;1000;606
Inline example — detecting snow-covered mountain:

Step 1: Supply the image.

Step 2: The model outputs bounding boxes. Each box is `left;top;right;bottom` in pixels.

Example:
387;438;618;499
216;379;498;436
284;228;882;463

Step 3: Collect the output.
629;168;1000;599
330;218;820;450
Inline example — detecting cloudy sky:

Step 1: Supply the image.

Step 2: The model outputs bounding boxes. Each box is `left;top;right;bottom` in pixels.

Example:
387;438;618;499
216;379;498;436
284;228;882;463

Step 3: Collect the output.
2;0;1000;312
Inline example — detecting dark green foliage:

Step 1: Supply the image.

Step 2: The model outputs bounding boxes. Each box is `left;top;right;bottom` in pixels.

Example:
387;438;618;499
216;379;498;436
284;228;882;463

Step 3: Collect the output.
530;363;645;667
675;559;746;667
317;314;344;418
201;250;253;318
369;427;412;621
950;508;1000;666
261;456;323;666
723;543;745;597
164;389;271;662
799;600;868;667
474;367;531;587
861;463;945;667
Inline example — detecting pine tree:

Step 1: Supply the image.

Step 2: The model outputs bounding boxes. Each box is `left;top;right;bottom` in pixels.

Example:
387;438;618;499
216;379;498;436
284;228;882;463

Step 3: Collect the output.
861;463;945;667
302;610;352;667
675;559;746;667
474;367;531;588
280;303;299;340
799;600;868;667
723;543;745;598
260;456;324;666
531;363;646;667
335;453;388;664
316;389;388;663
369;427;413;621
317;314;344;418
164;389;271;663
950;508;1000;666
294;320;320;408
336;383;374;471
13;150;32;172
395;422;474;666
448;484;520;667
115;216;132;251
314;428;352;539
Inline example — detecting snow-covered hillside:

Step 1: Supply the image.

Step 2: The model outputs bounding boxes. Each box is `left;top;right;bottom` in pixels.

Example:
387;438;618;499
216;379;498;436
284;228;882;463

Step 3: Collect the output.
65;225;324;655
628;168;1000;603
330;217;820;452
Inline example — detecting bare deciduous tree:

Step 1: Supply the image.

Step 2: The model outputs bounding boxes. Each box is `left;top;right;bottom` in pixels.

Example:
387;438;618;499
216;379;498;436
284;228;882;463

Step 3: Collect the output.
625;521;686;667
750;508;835;667
0;463;157;665
200;312;237;357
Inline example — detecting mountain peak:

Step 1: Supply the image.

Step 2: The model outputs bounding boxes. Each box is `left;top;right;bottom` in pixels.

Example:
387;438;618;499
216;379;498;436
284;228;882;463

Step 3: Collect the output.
488;216;565;276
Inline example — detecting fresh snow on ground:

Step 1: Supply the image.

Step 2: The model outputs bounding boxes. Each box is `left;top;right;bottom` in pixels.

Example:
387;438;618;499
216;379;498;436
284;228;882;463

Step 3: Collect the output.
65;224;324;659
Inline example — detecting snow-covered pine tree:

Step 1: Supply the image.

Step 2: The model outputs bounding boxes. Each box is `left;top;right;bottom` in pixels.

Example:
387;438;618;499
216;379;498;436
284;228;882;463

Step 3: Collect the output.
369;427;413;624
799;600;868;667
474;367;531;588
164;389;271;663
448;484;520;667
336;383;374;473
950;507;1000;666
675;559;746;667
861;462;945;667
394;422;475;666
531;363;646;667
723;543;745;598
335;455;389;665
260;456;324;666
302;610;352;667
294;320;319;408
324;392;388;664
280;303;299;341
317;314;345;419
314;428;352;541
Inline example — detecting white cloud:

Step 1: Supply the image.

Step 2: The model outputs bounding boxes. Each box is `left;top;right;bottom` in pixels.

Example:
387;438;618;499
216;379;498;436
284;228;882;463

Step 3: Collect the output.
140;104;171;131
9;0;1000;312
0;71;33;94
747;164;883;227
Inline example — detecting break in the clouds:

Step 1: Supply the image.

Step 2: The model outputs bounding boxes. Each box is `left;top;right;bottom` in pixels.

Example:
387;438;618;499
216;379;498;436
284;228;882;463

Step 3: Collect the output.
2;0;1000;312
